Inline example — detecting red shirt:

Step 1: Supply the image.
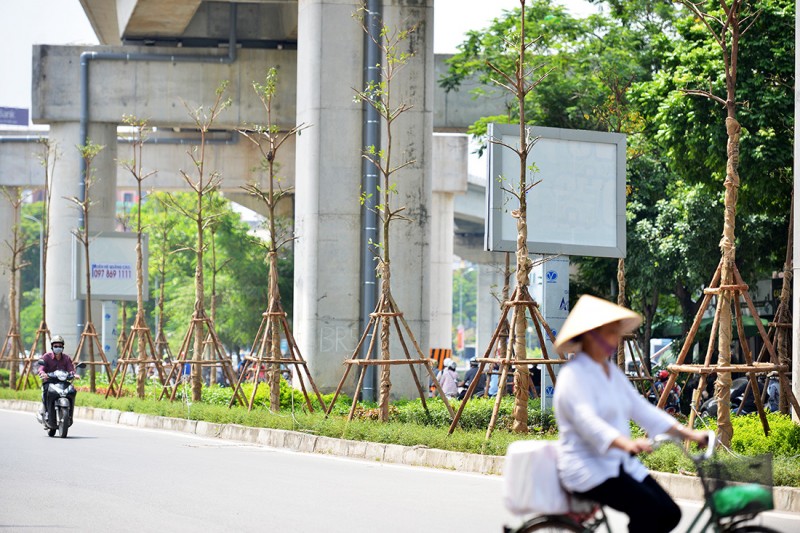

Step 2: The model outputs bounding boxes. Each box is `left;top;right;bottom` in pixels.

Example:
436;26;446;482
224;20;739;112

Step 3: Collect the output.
38;351;76;379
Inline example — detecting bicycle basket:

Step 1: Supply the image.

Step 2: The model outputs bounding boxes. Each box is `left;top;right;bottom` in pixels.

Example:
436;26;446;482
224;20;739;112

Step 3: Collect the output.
701;454;774;518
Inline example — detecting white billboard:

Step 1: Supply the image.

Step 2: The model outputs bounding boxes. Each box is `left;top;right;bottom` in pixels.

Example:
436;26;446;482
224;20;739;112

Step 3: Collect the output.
72;232;148;301
485;124;627;258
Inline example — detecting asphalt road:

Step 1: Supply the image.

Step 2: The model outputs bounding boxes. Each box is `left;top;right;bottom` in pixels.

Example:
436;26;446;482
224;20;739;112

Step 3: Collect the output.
1;409;797;532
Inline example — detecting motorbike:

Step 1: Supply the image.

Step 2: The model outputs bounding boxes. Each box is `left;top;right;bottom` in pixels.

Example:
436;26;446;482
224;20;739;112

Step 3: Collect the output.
699;377;762;418
648;382;681;415
35;361;86;438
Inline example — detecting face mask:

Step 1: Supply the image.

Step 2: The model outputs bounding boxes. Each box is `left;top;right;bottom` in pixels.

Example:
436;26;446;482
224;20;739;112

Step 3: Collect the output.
586;329;617;358
53;347;63;354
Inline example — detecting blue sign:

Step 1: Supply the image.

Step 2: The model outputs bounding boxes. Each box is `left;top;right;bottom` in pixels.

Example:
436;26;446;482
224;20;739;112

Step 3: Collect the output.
0;107;29;126
546;270;558;282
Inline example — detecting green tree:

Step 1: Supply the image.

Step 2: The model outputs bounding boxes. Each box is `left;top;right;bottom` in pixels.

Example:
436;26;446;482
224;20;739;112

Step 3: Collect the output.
634;0;793;260
445;1;792;368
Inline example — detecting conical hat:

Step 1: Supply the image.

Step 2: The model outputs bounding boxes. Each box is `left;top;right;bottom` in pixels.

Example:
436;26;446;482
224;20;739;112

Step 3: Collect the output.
554;295;642;354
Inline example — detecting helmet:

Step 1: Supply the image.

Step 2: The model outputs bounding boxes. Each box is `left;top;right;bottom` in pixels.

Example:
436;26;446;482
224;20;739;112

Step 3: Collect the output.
469;357;478;367
51;335;65;345
657;370;669;381
443;358;453;370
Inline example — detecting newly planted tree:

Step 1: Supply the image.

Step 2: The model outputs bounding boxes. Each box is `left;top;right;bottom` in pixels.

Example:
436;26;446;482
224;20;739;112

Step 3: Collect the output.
486;0;552;433
656;1;800;445
159;82;243;405
232;67;324;412
69;140;115;393
150;196;178;364
33;139;56;355
0;187;32;389
17;139;58;390
106;116;167;399
326;5;454;422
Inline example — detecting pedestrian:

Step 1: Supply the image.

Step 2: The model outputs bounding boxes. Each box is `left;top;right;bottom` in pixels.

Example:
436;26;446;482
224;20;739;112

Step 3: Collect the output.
458;357;485;399
437;358;459;398
766;371;780;412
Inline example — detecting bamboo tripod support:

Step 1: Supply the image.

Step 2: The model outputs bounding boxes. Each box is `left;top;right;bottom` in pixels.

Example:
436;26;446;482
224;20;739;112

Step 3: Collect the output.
0;329;26;388
736;200;793;415
657;261;800;435
16;322;50;390
448;285;565;439
154;329;174;366
623;333;656;397
73;321;117;395
325;288;456;421
105;313;169;399
158;311;246;406
229;302;327;412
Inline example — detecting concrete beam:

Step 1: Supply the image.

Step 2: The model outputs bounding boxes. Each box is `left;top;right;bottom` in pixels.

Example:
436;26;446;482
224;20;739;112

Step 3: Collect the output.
122;0;202;38
32;45;297;129
4;130;459;199
0;138;48;188
79;0;122;45
33;45;500;132
0;133;295;194
434;54;508;133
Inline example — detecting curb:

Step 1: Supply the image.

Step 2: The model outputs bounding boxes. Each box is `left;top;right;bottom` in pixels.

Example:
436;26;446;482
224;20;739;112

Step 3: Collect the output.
3;399;798;513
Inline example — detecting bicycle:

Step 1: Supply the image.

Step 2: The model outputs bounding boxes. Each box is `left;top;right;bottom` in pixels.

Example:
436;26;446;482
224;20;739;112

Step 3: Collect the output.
505;431;779;533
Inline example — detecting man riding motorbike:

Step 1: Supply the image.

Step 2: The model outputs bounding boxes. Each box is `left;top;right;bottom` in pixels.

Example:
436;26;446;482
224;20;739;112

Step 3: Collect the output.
37;335;76;426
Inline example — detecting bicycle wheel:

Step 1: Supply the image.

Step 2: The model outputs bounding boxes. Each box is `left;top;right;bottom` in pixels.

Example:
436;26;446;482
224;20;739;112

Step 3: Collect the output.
725;526;781;533
513;515;585;532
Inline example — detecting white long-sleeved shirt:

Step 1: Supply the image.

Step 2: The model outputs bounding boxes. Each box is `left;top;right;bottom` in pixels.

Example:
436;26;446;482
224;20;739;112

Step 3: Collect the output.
554;352;677;492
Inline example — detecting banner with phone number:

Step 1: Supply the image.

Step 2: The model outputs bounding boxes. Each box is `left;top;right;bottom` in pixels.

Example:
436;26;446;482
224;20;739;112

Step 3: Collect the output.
91;263;133;280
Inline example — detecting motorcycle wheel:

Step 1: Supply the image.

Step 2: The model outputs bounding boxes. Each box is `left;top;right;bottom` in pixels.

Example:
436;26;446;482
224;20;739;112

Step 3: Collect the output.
58;406;69;438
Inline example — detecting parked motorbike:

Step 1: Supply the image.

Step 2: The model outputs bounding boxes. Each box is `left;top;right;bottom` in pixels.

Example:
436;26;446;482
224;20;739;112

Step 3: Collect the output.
699;377;762;418
648;383;681;415
35;361;86;438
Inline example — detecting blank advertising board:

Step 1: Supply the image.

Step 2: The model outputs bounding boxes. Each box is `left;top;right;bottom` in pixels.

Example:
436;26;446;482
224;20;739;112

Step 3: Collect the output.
72;232;148;301
485;124;626;258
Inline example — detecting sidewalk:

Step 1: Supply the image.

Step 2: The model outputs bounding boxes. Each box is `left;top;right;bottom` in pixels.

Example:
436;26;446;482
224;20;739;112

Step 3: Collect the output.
3;398;798;513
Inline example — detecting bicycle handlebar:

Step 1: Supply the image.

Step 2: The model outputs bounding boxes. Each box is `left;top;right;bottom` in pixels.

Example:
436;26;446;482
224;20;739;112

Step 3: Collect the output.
653;430;716;463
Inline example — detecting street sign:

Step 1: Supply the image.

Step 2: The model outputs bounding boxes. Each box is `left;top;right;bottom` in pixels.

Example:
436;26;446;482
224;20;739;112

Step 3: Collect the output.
72;232;148;301
0;107;29;126
485;124;627;258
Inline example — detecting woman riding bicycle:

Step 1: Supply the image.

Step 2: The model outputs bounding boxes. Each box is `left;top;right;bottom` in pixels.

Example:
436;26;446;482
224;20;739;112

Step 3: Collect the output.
553;295;708;533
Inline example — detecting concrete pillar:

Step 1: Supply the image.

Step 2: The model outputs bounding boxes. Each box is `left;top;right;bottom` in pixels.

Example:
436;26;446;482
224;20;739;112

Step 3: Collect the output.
430;135;468;350
476;262;505;355
294;0;433;397
429;192;454;350
0;190;16;343
46;122;117;349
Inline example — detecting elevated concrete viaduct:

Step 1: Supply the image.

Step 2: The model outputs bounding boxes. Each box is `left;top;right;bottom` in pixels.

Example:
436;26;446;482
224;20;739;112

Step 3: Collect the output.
1;0;508;396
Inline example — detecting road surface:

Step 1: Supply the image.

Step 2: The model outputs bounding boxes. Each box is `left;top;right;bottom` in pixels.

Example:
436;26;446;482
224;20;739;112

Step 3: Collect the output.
1;409;796;532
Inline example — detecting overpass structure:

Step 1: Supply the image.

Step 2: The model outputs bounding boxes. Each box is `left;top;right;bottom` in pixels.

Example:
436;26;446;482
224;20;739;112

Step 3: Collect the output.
0;0;508;395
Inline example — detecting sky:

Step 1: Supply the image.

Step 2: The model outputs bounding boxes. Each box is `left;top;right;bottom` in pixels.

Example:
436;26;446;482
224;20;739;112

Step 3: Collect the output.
0;0;597;122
